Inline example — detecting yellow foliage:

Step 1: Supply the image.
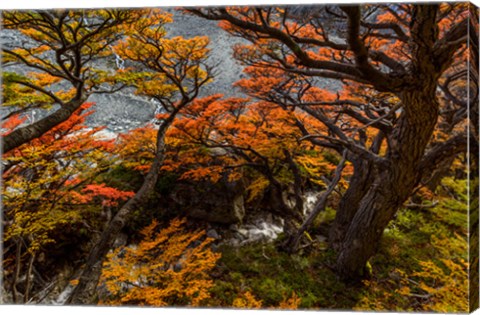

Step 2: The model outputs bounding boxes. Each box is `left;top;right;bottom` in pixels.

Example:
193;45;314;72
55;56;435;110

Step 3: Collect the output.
355;249;468;312
277;291;302;310
2;103;113;254
100;218;221;306
232;291;263;309
354;280;396;311
246;177;270;202
413;258;468;312
231;290;301;310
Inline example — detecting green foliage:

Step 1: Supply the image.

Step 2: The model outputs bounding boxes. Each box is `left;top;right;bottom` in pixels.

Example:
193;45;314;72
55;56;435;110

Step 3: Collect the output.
156;172;181;195
211;244;360;309
355;176;468;312
98;164;145;193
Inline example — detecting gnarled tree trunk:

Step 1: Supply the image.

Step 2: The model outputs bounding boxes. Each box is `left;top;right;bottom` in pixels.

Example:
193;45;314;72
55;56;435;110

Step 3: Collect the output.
335;87;439;280
329;159;375;251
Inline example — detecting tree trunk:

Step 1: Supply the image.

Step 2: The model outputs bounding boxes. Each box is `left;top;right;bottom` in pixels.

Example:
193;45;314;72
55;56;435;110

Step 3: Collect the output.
285;151;346;253
335;88;439;280
329;158;375;251
66;120;171;304
3;98;86;154
335;173;407;280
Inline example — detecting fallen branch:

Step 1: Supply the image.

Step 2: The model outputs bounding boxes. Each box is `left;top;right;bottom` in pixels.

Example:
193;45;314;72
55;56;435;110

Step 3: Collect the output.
283;150;347;253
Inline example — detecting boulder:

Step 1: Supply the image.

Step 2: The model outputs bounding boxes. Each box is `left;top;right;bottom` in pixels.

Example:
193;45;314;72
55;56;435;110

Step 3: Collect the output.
170;179;245;224
206;229;221;240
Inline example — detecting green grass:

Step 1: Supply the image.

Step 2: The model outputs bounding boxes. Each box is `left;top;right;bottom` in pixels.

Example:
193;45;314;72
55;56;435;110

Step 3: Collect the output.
211;243;361;309
209;176;469;311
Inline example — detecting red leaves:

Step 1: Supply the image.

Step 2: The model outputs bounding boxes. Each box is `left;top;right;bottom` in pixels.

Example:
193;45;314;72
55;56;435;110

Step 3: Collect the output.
82;183;135;207
1;114;27;136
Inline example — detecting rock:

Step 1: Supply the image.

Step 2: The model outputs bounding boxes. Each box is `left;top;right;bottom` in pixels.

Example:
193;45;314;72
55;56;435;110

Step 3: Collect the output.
211;243;220;252
207;229;221;240
224;211;285;246
173;263;183;272
228;238;240;247
2;9;247;136
171;179;245;224
316;235;327;242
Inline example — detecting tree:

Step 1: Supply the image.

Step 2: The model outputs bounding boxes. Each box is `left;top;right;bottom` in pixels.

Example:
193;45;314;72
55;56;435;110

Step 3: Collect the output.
66;9;214;304
2;103;125;303
189;4;469;279
164;94;343;242
1;9;145;153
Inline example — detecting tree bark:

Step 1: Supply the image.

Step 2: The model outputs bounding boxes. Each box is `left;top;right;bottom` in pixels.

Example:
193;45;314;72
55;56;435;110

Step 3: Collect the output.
3;98;86;154
336;87;440;280
329;158;375;251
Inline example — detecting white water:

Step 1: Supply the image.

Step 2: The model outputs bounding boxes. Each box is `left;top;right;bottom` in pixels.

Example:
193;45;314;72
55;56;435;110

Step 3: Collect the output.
235;218;284;245
52;284;73;305
303;191;321;216
114;52;125;70
228;190;321;245
93;128;118;140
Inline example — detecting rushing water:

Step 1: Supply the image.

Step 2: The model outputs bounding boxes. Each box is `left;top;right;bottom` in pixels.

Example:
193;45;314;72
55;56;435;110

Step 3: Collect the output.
227;191;321;245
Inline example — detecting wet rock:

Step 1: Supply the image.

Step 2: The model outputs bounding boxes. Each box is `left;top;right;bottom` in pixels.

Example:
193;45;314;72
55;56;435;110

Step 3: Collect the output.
224;212;285;246
316;235;327;242
173;263;183;272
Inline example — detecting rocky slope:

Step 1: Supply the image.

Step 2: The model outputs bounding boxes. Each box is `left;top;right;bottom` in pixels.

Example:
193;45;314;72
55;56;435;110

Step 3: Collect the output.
0;8;246;133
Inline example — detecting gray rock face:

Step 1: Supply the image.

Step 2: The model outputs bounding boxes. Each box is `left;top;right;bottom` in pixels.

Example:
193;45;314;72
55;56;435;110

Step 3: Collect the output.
85;91;157;132
1;8;343;134
165;9;247;98
0;9;246;134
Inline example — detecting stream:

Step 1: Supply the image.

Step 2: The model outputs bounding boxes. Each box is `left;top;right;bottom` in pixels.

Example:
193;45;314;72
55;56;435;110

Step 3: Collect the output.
224;191;322;246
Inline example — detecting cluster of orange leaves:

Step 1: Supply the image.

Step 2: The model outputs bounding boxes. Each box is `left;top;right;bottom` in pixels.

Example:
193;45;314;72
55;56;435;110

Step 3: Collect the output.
79;183;135;207
232;291;302;310
115;125;158;173
99;218;221;306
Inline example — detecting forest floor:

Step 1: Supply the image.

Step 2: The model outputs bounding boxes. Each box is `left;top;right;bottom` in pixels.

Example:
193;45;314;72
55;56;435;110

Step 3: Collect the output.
205;177;469;312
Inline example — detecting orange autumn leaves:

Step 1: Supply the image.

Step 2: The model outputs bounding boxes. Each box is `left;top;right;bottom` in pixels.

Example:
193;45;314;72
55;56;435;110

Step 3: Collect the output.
112;9;210;101
99;217;302;309
116;93;339;191
99;218;220;306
